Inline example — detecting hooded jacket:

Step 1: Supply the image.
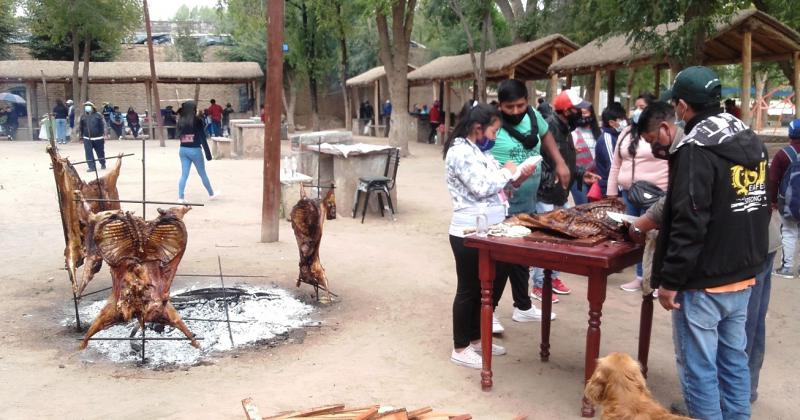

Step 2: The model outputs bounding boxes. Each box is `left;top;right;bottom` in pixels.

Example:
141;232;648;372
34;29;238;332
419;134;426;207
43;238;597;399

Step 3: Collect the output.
652;110;770;291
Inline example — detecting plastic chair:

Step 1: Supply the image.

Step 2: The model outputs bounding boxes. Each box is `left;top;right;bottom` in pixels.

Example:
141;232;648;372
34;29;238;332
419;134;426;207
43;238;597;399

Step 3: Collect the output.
352;147;399;223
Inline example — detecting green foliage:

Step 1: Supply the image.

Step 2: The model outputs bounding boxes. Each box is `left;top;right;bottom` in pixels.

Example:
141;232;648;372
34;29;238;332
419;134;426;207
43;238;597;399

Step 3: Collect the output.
0;0;16;59
217;0;266;66
417;0;511;57
27;33;119;61
173;24;205;62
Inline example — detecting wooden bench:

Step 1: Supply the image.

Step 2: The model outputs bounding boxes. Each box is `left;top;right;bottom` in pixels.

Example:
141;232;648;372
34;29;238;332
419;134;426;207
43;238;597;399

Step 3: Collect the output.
210;136;232;159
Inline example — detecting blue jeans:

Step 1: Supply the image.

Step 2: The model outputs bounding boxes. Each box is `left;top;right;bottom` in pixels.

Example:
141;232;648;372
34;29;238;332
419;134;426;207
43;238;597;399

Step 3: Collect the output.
621;190;646;277
745;252;775;402
673;288;752;420
83;139;105;171
209;121;222;136
571;183;588;206
55;118;67;142
178;147;214;199
532;201;562;288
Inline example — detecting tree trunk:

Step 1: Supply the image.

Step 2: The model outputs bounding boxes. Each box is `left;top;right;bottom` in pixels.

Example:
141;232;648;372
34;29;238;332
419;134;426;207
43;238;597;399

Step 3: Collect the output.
337;3;351;131
375;0;416;157
681;1;708;69
301;1;320;131
71;32;81;140
80;34;91;117
754;70;768;131
281;72;297;133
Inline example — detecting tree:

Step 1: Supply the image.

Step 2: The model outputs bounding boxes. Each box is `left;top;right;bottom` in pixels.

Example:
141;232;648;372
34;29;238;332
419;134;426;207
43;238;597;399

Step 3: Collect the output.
316;0;360;130
27;34;119;62
173;25;205;62
24;0;141;131
0;0;17;60
372;0;417;157
449;0;494;102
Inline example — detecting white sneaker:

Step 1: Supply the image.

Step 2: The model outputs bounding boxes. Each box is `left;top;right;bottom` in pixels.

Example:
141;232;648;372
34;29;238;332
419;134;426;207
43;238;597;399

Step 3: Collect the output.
450;347;482;369
492;313;505;334
470;341;507;356
178;198;187;204
512;305;556;322
209;191;221;201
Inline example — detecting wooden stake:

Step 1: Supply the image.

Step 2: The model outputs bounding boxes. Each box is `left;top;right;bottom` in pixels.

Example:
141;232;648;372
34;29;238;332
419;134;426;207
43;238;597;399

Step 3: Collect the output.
742;31;752;125
261;0;284;243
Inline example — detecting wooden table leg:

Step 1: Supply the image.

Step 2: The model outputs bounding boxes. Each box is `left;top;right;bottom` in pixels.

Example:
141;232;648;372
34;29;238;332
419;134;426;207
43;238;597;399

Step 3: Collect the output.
540;268;553;361
581;271;608;418
478;249;495;391
638;292;655;378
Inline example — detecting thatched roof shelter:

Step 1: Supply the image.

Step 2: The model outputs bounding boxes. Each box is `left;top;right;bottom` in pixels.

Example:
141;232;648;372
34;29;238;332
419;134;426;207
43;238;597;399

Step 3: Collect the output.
0;60;263;84
407;34;579;85
550;9;800;75
346;65;416;87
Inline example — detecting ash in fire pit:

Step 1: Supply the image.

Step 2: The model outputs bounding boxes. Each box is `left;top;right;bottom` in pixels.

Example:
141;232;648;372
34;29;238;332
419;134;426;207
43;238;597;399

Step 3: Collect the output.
66;285;315;367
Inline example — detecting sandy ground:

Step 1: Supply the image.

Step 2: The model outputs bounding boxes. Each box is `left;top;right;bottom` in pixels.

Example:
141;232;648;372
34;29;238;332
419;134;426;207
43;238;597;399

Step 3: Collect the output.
0;135;796;420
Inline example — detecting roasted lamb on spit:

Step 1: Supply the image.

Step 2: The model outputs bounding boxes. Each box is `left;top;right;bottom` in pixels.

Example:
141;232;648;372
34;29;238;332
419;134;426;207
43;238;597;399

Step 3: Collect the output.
508;198;627;241
290;189;331;301
78;197;198;349
48;147;122;296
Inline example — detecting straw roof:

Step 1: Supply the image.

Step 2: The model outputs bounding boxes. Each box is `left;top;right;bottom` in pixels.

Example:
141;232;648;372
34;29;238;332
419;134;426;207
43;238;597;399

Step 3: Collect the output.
550;9;800;75
407;34;579;85
0;60;263;84
346;64;417;87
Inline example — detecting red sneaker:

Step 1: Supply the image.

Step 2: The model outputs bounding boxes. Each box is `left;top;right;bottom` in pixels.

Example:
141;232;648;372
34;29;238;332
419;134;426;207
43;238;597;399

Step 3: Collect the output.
552;278;572;295
531;287;559;303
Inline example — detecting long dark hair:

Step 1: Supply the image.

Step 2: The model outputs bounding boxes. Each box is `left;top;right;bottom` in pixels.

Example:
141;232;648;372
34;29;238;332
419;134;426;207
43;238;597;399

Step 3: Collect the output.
177;101;200;136
623;93;657;158
585;104;601;139
442;100;501;159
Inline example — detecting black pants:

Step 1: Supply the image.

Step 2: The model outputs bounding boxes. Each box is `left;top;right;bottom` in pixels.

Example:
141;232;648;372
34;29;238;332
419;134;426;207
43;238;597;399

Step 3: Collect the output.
167;127;176;139
450;235;531;349
83;139;105;171
429;122;440;143
111;124;123;138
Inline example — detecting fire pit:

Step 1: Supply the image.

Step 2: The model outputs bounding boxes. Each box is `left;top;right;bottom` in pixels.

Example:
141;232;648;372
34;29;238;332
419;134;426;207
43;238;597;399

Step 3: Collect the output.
66;285;315;367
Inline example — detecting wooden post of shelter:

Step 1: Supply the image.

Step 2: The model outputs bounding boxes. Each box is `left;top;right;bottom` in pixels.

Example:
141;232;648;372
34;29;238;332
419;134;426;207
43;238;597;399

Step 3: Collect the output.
742;30;753;125
432;82;438;101
373;79;379;126
565;74;573;89
261;0;284;243
794;52;800;118
253;80;261;117
145;80;154;140
25;82;34;140
444;80;451;133
593;70;602;115
194;82;201;104
549;48;560;101
654;66;661;97
626;68;637;111
606;70;616;110
143;0;166;146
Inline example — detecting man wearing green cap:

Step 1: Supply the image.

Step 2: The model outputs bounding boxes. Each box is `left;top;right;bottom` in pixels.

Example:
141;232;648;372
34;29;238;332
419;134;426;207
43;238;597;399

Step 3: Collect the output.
639;66;769;419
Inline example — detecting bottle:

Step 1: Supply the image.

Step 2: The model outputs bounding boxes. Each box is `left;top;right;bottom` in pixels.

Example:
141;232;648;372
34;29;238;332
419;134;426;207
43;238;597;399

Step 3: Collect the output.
475;203;489;237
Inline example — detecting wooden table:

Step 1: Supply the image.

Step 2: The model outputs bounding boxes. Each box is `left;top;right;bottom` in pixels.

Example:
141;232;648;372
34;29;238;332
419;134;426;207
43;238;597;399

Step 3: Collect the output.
463;235;646;417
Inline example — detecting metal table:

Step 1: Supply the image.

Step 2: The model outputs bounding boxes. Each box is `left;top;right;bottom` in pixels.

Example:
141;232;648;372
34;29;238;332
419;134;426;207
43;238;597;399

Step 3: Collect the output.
463;235;646;417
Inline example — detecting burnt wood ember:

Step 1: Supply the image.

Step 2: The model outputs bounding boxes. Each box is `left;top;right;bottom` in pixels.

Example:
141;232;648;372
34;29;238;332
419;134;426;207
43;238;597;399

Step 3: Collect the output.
290;192;331;301
48;147;122;296
508;198;627;241
79;203;198;349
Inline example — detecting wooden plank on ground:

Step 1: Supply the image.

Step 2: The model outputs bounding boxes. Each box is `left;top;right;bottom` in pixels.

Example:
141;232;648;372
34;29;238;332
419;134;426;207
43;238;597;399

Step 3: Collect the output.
263;404;346;419
407;407;433;419
242;398;263;420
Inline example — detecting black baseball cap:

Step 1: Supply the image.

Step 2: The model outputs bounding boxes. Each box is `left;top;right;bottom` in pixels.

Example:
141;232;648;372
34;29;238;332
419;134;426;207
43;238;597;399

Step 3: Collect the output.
663;66;721;104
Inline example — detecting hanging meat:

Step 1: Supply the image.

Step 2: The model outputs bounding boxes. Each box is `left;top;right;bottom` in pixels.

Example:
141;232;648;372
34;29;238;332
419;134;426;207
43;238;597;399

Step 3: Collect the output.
79;200;198;349
290;190;331;301
508;198;627;241
48;146;123;296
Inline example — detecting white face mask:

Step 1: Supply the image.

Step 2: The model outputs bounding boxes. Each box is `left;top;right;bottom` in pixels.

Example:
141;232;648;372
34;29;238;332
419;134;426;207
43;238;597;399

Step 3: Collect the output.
84;106;92;113
615;119;628;132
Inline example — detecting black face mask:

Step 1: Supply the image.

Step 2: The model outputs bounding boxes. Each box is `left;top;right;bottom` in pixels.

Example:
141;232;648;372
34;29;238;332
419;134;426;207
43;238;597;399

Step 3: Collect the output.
566;112;582;131
501;111;526;126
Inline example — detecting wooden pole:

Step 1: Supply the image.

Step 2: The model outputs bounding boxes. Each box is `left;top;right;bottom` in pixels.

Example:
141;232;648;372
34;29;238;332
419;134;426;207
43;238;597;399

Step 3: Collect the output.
143;0;166;146
261;0;284;243
549;49;559;101
25;82;33;140
606;70;616;109
742;30;752;125
253;80;261;117
794;52;800;118
373;80;379;126
626;68;637;111
565;74;573;89
194;82;201;104
654;66;661;97
432;82;438;101
593;70;601;115
145;81;154;141
444;81;451;133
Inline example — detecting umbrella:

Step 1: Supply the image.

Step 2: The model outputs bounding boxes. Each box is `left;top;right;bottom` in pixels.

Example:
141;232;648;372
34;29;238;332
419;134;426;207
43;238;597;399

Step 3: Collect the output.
0;92;25;104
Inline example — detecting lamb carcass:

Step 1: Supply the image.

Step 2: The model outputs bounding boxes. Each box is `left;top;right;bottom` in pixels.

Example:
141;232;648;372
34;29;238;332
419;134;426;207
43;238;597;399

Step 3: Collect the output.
508;198;627;241
48;146;122;296
290;193;331;301
79;201;198;349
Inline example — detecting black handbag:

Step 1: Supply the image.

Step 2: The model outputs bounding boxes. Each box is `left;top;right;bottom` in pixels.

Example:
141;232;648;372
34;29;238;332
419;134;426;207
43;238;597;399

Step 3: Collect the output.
627;155;663;209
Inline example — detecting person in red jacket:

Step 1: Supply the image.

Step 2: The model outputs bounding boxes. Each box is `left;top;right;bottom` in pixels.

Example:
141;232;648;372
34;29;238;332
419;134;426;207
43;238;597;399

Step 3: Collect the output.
768;118;800;277
206;99;224;136
428;100;441;144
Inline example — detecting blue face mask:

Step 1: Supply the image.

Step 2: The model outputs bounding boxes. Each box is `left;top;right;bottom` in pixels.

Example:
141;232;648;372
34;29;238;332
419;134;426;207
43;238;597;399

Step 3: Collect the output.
477;138;495;152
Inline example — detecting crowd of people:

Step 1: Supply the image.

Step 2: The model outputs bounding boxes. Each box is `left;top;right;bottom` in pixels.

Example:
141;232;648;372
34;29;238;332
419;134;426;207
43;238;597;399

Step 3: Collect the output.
444;66;784;419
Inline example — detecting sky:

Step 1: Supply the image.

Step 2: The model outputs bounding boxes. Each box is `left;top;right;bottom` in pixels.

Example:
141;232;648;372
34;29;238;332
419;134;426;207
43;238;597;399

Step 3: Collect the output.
147;0;221;21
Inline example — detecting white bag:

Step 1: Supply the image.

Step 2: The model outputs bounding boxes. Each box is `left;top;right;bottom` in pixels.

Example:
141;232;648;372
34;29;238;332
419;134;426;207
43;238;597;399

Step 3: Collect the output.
39;124;49;140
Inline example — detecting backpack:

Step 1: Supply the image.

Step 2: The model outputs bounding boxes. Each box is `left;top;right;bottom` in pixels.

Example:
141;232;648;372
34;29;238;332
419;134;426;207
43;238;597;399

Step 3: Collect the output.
777;146;800;220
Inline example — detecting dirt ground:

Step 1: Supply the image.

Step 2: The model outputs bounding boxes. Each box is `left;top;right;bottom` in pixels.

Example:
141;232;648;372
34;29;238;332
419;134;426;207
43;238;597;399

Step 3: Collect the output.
0;135;796;419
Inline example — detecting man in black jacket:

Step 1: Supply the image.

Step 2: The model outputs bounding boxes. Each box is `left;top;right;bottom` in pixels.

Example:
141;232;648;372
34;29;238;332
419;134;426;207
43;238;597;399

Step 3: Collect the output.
638;67;769;420
79;101;108;172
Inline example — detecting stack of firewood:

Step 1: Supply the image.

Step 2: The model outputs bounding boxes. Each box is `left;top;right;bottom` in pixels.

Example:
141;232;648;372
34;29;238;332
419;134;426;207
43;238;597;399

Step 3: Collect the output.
242;399;471;420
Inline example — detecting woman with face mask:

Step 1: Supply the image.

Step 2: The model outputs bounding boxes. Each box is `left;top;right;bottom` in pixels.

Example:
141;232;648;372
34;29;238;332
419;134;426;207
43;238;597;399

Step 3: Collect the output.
443;100;535;369
570;104;602;205
606;95;669;292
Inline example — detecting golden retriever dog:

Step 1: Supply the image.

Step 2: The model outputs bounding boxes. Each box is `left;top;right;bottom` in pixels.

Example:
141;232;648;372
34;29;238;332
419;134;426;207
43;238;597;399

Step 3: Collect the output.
585;352;694;420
